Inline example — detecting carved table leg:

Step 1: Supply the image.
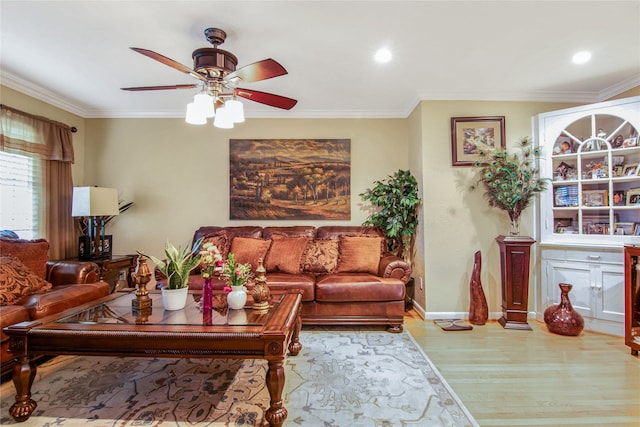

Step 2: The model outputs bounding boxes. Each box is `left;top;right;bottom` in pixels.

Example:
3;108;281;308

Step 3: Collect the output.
288;308;302;356
265;359;287;427
10;356;37;422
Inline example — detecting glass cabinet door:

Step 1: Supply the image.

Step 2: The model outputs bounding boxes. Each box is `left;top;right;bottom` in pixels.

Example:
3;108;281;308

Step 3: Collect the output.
538;97;640;245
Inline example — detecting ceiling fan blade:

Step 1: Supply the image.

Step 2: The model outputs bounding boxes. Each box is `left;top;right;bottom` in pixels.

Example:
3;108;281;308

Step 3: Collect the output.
235;88;297;110
226;58;288;83
121;84;198;91
130;47;205;81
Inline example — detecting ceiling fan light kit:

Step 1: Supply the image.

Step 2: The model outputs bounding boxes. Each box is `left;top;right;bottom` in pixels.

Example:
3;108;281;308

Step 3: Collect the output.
122;27;297;129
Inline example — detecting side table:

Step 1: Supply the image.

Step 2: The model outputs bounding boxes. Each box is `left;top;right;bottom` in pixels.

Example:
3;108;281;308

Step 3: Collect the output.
68;254;137;293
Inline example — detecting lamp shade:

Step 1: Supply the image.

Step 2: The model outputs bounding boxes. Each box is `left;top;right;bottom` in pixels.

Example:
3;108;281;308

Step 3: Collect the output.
72;187;119;217
185;102;207;125
213;105;234;129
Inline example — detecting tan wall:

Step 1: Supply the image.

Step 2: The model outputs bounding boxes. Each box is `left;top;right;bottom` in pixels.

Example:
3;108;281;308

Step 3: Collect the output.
84;117;409;259
411;100;579;316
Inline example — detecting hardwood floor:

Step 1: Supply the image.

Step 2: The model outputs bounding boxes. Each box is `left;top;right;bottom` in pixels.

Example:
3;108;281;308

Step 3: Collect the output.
405;311;640;426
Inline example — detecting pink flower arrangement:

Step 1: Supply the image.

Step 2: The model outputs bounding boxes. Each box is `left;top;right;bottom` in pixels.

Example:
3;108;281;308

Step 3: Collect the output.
199;242;223;278
222;252;253;289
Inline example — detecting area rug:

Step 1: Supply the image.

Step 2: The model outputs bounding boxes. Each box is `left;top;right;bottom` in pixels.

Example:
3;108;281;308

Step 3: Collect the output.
0;329;478;427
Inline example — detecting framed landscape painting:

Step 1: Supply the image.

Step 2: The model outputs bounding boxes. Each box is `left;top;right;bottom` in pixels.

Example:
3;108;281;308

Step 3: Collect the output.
229;139;351;220
451;116;506;166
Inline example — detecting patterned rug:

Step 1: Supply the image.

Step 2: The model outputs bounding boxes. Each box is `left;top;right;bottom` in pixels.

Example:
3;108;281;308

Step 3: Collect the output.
0;329;478;427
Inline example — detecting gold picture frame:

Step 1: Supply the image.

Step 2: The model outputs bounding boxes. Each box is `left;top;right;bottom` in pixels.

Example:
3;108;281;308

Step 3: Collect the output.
451;116;505;166
627;188;640;205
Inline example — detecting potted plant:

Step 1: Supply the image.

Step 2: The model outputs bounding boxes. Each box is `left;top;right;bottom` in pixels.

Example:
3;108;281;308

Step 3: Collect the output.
360;169;422;310
145;237;203;310
471;136;549;329
471;136;548;236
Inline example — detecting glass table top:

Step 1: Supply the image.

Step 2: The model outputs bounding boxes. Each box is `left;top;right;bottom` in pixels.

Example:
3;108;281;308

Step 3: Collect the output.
55;291;282;327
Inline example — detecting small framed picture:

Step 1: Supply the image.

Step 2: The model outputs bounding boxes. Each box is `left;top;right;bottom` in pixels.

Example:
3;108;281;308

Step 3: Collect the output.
450;116;505;166
623;163;638;176
627;188;640;205
554;217;574;233
613;190;626;206
614;222;636;235
586;223;608;235
582;189;608;207
552;134;576;155
613;165;624;177
623;137;637;148
635;224;640;236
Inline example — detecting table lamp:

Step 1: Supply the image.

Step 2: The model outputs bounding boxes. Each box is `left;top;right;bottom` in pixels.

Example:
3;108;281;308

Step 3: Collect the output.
72;186;119;259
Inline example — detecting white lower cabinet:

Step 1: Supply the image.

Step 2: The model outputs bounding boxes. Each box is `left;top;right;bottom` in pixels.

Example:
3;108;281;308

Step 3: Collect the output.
541;247;624;336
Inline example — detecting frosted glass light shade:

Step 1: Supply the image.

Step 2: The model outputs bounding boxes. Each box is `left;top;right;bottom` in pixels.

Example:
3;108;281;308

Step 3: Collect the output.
213;106;234;129
225;99;245;123
185;102;206;125
194;93;215;118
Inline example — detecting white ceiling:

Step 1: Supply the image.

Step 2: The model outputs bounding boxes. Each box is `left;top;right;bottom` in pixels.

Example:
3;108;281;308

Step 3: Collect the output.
1;1;639;119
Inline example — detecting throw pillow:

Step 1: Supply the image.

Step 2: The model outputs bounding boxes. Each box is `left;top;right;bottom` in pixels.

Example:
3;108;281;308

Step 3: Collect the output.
0;237;49;279
0;255;52;306
337;236;382;274
301;239;339;274
264;235;310;274
229;237;272;272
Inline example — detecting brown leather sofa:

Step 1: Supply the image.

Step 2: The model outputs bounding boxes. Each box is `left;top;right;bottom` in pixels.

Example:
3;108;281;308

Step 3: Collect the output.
0;236;111;377
156;226;411;332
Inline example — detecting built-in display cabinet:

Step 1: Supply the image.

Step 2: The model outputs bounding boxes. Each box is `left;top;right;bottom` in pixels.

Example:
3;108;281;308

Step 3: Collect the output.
535;97;640;336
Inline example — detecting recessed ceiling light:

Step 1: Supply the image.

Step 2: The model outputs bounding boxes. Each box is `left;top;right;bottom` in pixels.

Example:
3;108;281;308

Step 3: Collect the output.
572;50;591;64
374;48;392;64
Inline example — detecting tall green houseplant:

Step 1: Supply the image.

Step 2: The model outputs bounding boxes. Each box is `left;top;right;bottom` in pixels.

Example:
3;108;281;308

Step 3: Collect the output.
360;169;422;264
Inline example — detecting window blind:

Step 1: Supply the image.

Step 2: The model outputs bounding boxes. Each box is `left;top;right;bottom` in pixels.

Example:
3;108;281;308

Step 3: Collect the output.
0;151;40;239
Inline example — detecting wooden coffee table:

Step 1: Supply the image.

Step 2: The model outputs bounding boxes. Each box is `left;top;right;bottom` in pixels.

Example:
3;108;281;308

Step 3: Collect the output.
5;288;303;427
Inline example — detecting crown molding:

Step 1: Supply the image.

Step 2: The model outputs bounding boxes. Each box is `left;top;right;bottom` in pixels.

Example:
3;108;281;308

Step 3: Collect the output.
3;69;638;120
1;71;89;117
597;74;640;101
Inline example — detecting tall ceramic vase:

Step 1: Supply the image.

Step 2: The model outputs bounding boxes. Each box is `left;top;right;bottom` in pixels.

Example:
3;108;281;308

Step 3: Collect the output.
543;283;584;336
468;251;489;325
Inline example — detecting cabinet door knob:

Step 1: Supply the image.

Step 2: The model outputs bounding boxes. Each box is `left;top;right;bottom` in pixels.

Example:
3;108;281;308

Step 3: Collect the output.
587;255;601;260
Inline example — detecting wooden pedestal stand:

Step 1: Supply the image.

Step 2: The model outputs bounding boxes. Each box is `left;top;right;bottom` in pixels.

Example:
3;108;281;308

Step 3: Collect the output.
496;235;535;331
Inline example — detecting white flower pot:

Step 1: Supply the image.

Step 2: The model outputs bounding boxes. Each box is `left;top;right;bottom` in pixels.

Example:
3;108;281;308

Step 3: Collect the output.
227;288;247;310
161;287;189;311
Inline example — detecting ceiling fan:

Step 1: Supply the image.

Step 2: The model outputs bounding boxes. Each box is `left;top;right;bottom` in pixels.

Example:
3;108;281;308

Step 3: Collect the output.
121;28;297;127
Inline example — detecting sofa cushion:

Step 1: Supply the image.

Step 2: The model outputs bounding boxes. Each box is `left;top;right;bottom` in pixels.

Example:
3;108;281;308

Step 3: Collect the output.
337;236;382;274
0;255;52;306
230;237;272;272
263;226;316;240
265;272;316;302
315;274;405;302
0;237;49;280
264;235;310;274
301;239;339;274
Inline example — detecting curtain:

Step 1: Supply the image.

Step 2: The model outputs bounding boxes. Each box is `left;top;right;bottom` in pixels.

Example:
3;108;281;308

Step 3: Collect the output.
0;104;76;259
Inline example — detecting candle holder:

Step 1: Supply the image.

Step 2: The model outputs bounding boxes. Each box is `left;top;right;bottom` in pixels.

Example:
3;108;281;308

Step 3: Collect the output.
132;254;153;312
